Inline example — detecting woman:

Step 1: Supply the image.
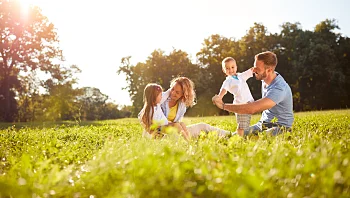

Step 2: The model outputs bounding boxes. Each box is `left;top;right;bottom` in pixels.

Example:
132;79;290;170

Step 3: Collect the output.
161;77;231;138
138;83;190;140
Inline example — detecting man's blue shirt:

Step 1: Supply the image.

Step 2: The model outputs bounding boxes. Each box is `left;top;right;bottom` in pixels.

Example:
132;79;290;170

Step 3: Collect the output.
260;72;294;127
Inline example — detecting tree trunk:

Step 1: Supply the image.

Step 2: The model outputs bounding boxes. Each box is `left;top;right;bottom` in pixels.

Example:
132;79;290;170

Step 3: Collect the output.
3;75;13;122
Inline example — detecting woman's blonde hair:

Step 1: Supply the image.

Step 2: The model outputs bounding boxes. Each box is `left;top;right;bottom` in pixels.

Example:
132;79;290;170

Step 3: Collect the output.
141;83;163;131
170;77;196;107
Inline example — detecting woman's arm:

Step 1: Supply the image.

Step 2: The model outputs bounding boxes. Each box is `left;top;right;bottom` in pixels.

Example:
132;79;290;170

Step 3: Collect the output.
168;122;190;141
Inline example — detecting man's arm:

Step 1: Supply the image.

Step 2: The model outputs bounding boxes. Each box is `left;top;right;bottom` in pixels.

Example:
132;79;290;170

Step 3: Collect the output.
212;95;276;114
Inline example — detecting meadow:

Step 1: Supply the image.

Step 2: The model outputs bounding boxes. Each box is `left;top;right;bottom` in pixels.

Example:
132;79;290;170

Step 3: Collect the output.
0;110;349;198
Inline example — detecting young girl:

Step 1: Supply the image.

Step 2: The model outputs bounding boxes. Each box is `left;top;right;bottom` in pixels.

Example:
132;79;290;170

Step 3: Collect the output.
138;83;190;140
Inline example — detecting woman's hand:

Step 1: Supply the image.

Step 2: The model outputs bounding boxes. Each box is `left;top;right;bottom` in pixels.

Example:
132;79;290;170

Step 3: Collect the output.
180;130;191;142
169;122;191;142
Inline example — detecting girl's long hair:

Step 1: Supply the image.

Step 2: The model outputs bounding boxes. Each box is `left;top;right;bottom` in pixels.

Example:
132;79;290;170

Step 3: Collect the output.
141;83;163;131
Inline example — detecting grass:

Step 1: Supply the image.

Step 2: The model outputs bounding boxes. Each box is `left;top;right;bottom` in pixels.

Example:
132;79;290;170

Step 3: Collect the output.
0;110;349;197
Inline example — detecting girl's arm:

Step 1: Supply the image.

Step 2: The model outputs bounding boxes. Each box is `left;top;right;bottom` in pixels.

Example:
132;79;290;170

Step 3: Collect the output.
160;88;171;104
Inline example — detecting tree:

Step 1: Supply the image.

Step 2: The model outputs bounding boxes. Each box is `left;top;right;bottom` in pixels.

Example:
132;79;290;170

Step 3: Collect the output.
77;87;108;121
118;49;200;116
299;19;345;110
271;19;349;111
119;20;350;116
0;0;63;121
335;36;350;108
42;81;80;121
16;70;42;122
238;23;274;100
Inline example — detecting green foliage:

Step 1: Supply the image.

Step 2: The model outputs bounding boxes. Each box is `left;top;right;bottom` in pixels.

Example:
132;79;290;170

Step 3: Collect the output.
0;0;63;121
0;1;131;123
118;49;201;116
120;20;350;116
0;110;349;197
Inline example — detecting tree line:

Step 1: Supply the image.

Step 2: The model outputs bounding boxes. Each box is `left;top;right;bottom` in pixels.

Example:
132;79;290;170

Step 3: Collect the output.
118;20;350;117
0;0;131;122
1;0;349;122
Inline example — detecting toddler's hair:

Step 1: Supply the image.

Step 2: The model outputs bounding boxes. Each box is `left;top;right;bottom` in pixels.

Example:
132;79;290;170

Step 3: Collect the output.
221;57;236;73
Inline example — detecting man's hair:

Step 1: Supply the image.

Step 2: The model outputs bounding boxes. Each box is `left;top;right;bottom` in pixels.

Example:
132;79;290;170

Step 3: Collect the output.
255;51;277;68
221;57;236;73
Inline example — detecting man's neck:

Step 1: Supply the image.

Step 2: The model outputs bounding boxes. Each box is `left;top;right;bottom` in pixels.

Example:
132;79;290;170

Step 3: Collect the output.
263;72;277;85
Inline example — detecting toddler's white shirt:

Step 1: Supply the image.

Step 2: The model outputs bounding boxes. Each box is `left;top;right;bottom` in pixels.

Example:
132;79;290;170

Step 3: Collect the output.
220;69;254;104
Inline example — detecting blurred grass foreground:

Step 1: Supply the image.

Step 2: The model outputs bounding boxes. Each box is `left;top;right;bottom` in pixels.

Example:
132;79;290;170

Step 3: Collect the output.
0;110;349;197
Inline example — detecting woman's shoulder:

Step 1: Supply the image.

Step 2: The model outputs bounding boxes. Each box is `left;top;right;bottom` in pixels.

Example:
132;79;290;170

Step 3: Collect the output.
177;100;187;111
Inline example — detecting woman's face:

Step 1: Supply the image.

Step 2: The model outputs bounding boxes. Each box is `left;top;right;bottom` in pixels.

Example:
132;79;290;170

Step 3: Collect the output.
170;83;184;102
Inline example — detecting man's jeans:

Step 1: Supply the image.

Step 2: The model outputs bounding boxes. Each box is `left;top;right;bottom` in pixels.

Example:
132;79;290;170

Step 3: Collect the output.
242;121;292;136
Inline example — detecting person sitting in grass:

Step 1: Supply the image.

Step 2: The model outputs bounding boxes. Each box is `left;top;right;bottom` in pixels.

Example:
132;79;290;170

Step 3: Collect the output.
160;77;231;138
138;83;190;140
212;51;294;136
138;80;231;141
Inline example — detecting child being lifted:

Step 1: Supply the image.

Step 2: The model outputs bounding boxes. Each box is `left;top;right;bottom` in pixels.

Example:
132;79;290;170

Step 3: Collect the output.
217;57;254;136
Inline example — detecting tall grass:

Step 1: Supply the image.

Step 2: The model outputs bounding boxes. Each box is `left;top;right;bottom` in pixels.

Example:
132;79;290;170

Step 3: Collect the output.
0;110;349;197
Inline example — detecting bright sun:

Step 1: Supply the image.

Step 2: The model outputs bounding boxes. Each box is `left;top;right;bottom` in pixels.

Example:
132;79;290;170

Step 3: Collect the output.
17;0;44;10
17;0;34;8
17;0;47;17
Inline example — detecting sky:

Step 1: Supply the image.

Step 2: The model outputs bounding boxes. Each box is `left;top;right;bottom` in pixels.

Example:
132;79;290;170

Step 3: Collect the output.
20;0;350;106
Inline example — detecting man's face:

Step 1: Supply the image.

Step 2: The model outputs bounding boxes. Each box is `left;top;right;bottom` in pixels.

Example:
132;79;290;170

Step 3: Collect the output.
253;60;268;80
170;83;184;102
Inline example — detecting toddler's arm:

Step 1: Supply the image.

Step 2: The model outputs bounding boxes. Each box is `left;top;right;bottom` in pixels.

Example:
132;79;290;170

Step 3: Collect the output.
218;88;227;100
240;67;254;81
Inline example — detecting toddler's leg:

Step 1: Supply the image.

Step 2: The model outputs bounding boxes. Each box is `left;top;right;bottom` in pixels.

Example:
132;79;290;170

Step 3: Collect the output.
236;114;252;136
237;129;244;136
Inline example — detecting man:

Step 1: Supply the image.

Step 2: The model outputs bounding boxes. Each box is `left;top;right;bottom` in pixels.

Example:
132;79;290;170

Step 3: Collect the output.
212;51;294;136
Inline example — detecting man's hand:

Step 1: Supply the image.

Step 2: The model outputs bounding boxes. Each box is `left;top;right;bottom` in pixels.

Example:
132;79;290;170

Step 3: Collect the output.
212;95;224;109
